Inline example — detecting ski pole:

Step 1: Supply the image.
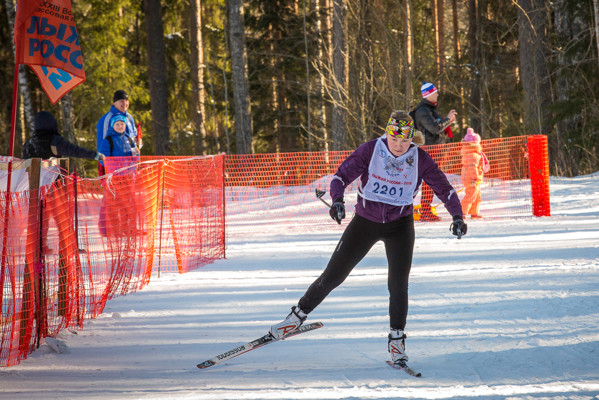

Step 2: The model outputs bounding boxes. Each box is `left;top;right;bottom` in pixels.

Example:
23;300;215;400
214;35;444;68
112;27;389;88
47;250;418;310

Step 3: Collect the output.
430;187;464;209
315;188;332;208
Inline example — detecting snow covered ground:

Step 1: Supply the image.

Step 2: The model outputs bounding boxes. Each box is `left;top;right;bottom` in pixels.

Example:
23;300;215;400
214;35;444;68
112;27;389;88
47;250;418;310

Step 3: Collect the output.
2;174;599;400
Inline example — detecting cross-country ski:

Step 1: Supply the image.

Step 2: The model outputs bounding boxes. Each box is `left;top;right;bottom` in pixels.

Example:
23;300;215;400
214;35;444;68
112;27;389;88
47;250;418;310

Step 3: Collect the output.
386;360;422;377
197;322;323;369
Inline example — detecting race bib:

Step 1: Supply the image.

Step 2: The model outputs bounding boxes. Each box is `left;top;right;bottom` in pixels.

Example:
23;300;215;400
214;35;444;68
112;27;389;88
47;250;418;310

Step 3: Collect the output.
360;137;419;206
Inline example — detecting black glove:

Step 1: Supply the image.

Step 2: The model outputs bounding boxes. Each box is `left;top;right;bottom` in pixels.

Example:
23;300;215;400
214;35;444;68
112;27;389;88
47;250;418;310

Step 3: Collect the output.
329;199;345;224
450;215;467;239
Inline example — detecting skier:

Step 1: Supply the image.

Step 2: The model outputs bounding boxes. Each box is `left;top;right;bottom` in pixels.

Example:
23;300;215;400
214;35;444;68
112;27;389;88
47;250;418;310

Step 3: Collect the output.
269;110;467;366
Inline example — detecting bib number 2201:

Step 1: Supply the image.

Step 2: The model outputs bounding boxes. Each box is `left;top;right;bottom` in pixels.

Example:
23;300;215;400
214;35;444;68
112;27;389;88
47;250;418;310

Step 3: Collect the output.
372;182;403;197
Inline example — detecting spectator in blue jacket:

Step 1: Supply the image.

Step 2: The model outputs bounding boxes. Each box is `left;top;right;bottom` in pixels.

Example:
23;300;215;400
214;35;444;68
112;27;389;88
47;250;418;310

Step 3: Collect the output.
98;115;139;160
23;111;104;161
97;114;139;237
96;90;139;175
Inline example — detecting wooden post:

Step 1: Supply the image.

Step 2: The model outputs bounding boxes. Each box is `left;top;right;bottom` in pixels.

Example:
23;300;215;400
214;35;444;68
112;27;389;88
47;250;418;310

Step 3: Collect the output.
22;158;41;350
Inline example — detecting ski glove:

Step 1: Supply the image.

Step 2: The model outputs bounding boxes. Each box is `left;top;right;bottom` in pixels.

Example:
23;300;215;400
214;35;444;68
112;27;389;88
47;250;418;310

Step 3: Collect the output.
450;215;467;239
329;199;345;224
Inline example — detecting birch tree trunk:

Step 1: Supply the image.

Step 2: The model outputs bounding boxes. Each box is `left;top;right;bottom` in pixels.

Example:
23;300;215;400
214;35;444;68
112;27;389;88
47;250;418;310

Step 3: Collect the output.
404;0;413;110
552;0;586;175
144;0;171;155
5;0;35;144
59;93;76;144
227;0;253;154
351;0;373;144
268;22;281;153
301;0;312;151
593;0;599;74
59;93;82;173
317;0;331;152
517;0;552;136
553;0;570;173
17;67;34;139
189;0;208;155
468;0;482;132
452;0;464;135
433;0;445;79
331;0;346;150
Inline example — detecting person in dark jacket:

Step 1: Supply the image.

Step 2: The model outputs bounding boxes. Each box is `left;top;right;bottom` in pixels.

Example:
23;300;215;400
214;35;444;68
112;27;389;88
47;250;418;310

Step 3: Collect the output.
412;82;457;221
22;111;104;255
269;110;467;366
413;82;456;146
22;111;104;161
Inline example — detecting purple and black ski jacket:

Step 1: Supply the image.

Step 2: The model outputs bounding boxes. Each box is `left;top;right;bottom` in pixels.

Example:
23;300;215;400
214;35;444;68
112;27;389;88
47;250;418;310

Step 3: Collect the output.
330;137;463;223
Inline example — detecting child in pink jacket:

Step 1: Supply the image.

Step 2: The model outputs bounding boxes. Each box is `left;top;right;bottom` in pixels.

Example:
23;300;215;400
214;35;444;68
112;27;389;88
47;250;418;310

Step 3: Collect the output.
461;128;489;218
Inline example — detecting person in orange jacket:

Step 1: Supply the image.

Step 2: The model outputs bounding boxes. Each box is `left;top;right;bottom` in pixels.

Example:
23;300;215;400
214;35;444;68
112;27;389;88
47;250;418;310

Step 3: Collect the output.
460;128;489;219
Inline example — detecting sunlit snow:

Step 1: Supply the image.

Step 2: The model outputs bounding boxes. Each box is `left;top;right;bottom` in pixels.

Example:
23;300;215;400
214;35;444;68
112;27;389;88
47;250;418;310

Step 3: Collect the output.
2;174;598;400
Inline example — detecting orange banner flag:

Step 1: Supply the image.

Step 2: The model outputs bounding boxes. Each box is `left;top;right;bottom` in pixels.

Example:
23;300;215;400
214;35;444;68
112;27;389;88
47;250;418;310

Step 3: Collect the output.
14;0;85;104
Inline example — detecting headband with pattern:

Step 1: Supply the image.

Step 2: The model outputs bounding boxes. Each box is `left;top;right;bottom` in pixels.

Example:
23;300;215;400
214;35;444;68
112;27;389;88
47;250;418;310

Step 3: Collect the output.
386;118;415;139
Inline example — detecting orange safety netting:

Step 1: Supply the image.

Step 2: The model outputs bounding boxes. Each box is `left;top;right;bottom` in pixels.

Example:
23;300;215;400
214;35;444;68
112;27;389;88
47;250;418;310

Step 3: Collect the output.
1;135;549;367
225;135;540;239
1;156;225;367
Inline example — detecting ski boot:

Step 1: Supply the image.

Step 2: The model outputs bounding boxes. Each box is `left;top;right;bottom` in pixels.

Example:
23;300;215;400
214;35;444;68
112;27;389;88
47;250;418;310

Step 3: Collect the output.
388;329;409;362
269;305;307;339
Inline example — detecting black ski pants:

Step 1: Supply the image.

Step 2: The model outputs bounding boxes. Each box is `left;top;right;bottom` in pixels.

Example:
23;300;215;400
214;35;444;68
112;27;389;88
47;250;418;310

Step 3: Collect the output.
298;213;415;330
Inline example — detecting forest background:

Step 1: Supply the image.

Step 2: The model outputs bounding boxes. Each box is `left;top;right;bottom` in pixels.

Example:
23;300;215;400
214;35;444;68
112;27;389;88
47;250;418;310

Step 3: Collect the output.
0;0;597;177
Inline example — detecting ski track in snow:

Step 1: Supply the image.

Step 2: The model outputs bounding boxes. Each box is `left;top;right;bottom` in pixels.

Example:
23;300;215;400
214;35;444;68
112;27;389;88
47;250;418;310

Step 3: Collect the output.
1;174;599;399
